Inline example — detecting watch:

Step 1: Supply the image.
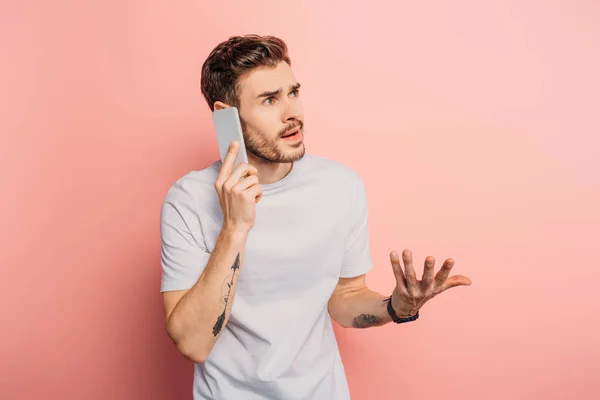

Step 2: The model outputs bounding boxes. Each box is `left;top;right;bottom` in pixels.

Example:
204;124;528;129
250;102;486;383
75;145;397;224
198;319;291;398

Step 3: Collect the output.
386;296;419;324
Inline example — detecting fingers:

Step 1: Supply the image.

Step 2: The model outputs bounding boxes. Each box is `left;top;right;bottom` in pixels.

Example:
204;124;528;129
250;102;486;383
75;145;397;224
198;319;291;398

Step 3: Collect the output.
391;250;471;297
391;249;419;292
227;171;262;203
221;163;257;196
402;249;418;293
228;162;257;185
232;174;259;193
421;256;435;289
216;141;240;187
244;183;263;203
392;250;471;302
390;251;407;289
434;258;472;291
434;258;455;287
440;275;472;291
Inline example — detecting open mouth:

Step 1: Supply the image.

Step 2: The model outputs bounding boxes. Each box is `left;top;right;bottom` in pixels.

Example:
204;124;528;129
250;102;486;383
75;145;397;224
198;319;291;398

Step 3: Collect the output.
281;129;299;138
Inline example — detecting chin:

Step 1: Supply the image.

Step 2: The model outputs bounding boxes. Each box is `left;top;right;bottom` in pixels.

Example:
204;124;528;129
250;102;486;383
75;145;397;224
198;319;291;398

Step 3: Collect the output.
288;146;306;162
276;145;305;163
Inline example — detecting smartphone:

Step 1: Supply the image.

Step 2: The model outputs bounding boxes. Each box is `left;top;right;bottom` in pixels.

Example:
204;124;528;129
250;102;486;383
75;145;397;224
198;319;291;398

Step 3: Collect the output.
212;107;249;171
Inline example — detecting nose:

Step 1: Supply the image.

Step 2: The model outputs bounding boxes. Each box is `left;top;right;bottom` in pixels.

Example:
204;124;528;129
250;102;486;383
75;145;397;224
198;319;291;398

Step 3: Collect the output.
282;97;302;123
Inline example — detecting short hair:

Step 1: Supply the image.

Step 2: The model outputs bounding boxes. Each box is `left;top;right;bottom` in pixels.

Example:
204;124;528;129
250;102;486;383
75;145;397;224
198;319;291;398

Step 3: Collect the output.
200;34;291;111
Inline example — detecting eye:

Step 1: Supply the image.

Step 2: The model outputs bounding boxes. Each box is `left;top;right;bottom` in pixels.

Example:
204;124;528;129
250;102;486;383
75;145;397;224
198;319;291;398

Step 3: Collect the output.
290;89;299;97
264;97;276;105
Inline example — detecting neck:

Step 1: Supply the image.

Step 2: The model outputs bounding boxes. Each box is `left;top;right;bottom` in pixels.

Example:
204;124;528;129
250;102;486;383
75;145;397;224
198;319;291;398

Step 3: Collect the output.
247;152;293;185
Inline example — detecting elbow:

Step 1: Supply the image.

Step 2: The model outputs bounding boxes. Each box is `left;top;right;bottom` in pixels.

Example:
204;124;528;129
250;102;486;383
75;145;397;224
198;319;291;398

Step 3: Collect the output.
179;344;209;364
332;316;354;329
327;299;349;328
327;309;344;328
166;319;211;364
173;336;212;364
328;292;363;329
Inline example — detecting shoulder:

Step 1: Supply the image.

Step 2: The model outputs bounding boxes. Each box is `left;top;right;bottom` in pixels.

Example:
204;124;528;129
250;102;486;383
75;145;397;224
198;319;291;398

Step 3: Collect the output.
161;160;221;213
303;153;366;188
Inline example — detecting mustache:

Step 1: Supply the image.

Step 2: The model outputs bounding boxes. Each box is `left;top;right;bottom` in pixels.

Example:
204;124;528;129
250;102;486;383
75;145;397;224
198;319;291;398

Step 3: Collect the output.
278;120;303;137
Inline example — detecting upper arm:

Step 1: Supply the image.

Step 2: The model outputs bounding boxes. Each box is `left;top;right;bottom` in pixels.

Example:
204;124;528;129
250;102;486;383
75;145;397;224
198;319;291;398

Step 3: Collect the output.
330;274;367;301
159;185;211;323
340;174;373;278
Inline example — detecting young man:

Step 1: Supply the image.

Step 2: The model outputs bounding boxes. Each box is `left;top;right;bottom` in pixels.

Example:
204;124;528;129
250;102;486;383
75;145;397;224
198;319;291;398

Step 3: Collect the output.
160;34;472;399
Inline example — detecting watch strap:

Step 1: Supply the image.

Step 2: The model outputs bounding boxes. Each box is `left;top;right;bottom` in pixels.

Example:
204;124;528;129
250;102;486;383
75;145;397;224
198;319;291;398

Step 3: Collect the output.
386;296;419;324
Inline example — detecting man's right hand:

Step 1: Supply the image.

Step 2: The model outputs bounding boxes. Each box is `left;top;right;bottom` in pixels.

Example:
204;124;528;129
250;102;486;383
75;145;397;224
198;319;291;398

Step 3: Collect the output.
164;140;258;362
214;141;263;234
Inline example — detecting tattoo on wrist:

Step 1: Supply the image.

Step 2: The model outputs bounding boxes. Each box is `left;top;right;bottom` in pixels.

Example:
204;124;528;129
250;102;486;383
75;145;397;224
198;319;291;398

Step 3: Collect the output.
352;314;383;328
212;253;240;336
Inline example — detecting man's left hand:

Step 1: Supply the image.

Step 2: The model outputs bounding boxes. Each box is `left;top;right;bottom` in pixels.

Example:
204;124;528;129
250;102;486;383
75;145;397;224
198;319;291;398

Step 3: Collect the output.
389;249;472;317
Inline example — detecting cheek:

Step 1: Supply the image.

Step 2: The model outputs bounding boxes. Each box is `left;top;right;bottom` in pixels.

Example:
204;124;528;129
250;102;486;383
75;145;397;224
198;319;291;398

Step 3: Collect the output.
252;109;281;135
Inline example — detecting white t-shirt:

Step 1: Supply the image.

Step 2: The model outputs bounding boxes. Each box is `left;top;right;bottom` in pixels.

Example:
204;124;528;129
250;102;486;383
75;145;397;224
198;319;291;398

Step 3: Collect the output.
160;153;373;400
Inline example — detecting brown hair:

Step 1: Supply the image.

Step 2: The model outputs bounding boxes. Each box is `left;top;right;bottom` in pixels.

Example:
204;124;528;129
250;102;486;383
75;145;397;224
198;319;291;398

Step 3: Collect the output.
200;34;291;111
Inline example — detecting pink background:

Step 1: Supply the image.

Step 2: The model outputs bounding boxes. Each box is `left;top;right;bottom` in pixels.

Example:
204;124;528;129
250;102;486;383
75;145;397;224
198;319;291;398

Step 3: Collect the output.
2;1;599;399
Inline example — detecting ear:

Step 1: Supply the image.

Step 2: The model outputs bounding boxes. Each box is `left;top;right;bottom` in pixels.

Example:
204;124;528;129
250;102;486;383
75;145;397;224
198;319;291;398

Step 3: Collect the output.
213;101;229;111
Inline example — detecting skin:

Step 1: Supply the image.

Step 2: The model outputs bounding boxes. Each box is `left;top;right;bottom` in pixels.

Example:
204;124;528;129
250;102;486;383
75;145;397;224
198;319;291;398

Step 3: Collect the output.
163;59;473;365
162;145;260;363
328;250;472;330
214;61;474;327
214;61;306;186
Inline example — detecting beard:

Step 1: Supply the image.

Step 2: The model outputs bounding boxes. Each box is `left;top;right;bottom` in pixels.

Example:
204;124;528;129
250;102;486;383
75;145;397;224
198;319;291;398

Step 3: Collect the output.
240;119;306;163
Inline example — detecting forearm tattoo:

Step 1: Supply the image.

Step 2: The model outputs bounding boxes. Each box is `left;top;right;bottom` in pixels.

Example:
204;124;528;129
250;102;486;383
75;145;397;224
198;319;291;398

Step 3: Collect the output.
212;253;240;337
352;314;384;328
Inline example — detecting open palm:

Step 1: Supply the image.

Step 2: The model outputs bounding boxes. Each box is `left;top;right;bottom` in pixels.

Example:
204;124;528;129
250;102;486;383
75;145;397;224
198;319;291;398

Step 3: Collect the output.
389;249;472;317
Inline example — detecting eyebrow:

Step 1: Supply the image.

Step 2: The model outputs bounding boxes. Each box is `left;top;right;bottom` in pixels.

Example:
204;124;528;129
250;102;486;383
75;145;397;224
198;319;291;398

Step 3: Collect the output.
256;83;301;99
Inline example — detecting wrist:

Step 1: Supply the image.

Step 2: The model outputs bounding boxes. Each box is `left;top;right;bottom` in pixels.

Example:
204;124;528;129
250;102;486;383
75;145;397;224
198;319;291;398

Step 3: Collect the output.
387;295;419;322
220;225;249;242
389;295;417;317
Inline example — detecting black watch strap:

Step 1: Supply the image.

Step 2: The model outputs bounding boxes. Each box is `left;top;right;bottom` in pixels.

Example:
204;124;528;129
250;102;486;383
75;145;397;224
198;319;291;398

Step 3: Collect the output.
386;296;419;324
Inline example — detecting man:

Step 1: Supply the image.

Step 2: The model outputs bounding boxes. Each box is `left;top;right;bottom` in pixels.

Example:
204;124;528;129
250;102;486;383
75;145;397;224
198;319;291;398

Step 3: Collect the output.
160;34;472;399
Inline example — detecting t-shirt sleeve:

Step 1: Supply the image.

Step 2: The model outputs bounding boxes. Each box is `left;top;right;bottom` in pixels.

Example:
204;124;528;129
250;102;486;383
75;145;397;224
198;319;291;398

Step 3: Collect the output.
159;185;211;292
340;174;374;278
